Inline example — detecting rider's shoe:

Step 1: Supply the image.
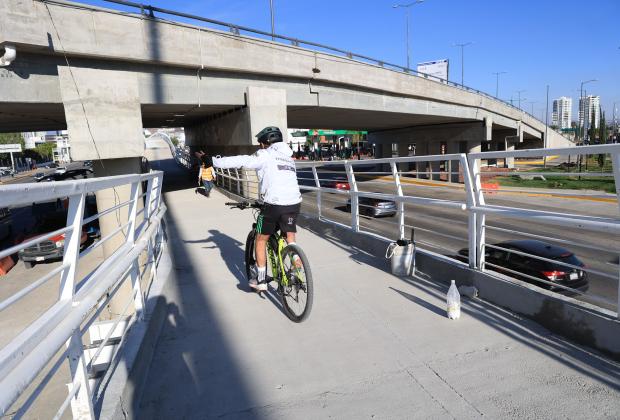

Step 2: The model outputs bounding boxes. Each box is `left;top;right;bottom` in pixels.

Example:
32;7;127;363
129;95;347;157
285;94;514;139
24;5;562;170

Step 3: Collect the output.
249;279;268;291
249;265;268;291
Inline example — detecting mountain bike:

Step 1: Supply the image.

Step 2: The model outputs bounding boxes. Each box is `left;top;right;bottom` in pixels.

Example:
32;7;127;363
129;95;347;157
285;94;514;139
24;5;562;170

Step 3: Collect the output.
226;201;313;322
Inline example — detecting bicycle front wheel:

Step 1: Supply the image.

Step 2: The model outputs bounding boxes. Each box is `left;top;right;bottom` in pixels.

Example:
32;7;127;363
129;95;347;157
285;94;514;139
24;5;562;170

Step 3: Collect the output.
280;243;313;322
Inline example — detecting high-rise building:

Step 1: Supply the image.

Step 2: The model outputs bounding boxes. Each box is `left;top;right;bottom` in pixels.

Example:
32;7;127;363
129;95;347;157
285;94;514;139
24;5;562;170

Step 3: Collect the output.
552;97;572;129
579;95;600;129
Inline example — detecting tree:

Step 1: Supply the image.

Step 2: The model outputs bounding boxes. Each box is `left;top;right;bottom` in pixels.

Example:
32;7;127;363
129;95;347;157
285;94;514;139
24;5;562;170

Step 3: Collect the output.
0;133;25;148
170;136;179;147
588;108;597;143
35;143;55;160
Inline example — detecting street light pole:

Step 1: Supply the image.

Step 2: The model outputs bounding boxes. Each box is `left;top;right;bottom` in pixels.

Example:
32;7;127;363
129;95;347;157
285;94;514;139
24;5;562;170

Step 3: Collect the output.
269;0;275;41
454;42;473;85
516;90;526;110
492;71;507;98
393;1;425;71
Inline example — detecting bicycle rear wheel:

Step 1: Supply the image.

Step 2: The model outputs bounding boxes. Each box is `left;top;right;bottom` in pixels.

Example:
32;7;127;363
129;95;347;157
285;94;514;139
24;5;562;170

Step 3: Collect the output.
244;230;256;281
280;243;313;322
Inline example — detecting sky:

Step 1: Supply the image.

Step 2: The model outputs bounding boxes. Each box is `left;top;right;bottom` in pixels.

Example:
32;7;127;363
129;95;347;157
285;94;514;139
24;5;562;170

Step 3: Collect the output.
81;0;620;123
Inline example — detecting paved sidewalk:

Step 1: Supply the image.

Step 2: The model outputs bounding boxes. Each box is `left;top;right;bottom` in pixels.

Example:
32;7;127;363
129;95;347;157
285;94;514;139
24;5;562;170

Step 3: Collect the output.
139;160;620;419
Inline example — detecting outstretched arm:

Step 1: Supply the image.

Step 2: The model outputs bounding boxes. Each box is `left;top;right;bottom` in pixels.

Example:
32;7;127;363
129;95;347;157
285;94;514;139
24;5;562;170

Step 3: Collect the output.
212;151;267;170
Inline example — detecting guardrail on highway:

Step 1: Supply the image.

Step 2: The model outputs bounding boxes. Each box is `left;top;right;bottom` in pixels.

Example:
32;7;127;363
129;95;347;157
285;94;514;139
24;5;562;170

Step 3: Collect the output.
215;144;620;319
99;0;541;122
0;171;166;419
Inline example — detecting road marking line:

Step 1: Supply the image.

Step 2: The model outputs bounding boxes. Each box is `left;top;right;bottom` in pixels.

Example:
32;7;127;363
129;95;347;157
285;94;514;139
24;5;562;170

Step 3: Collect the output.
515;155;559;165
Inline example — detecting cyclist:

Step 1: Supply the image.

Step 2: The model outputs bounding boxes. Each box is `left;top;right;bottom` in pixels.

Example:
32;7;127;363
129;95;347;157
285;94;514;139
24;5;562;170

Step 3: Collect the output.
212;126;302;291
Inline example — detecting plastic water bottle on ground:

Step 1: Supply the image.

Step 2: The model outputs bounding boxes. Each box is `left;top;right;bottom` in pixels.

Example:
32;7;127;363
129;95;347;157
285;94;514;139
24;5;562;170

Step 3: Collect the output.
447;280;461;320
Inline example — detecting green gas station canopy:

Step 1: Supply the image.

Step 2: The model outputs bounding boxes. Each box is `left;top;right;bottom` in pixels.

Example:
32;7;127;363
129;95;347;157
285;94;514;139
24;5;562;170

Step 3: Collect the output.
291;129;368;137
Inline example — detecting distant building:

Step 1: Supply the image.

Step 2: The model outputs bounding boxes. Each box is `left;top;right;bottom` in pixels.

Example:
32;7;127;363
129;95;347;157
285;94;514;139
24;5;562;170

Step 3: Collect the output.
579;95;600;129
552;97;572;129
21;131;47;149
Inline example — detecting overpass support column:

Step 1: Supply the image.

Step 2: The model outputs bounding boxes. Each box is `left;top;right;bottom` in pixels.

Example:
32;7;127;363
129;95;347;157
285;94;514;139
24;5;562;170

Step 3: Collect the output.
58;66;146;319
185;86;288;156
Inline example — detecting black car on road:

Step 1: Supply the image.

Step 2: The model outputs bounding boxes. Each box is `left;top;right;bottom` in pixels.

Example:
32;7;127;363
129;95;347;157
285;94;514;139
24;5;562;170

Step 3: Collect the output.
458;240;588;291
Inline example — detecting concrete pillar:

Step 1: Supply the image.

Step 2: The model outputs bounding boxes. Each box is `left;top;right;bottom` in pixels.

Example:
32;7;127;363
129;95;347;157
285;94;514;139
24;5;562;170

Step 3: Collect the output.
185;86;287;157
92;158;144;317
58;66;146;318
484;116;493;142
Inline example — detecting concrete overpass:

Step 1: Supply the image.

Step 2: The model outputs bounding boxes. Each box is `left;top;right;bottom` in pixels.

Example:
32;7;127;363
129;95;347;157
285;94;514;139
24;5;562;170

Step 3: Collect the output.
0;0;572;162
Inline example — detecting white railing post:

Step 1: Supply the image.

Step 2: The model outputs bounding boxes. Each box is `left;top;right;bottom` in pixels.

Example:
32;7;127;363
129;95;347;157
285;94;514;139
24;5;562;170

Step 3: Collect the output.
126;181;145;319
345;161;359;232
390;161;405;240
312;166;322;218
66;332;95;419
235;168;241;196
143;176;155;224
611;150;620;318
467;155;486;270
226;169;232;191
59;193;95;419
59;193;85;301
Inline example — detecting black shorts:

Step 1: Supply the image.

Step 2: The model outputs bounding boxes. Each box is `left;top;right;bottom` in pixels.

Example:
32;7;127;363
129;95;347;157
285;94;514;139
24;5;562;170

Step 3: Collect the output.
256;203;301;235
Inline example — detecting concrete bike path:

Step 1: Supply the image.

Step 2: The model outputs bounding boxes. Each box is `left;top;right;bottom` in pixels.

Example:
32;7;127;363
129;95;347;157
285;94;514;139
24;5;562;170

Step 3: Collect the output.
138;167;619;419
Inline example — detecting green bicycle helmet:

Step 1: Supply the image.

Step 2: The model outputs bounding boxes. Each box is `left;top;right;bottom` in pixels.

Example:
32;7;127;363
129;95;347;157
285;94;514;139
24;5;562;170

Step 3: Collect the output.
256;126;283;145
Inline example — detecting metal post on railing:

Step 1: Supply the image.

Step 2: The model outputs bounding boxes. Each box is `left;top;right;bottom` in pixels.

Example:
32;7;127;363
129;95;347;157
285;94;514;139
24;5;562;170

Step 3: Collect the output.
143;176;155;223
344;162;359;232
390;161;405;240
126;182;145;319
59;193;95;418
311;166;322;218
66;333;95;419
59;193;85;300
611;150;620;318
226;169;232;191
467;156;486;269
235;168;241;196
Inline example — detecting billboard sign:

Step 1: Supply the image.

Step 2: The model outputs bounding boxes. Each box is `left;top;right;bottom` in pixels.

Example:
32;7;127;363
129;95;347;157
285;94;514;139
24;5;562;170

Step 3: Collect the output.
0;144;22;153
417;59;449;82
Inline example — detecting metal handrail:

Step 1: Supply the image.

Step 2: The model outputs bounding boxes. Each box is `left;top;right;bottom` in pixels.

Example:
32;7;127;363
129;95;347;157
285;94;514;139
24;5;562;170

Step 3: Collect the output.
214;144;620;318
0;171;166;419
93;0;542;122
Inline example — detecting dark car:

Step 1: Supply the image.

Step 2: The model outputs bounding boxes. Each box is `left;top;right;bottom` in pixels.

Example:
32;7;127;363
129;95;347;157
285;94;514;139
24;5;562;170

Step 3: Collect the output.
458;240;588;291
38;168;93;182
346;197;397;217
0;208;11;241
18;211;88;268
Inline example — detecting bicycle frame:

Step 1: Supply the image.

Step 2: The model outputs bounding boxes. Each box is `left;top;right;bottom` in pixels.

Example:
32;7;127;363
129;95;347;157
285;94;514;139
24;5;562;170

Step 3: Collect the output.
267;233;290;287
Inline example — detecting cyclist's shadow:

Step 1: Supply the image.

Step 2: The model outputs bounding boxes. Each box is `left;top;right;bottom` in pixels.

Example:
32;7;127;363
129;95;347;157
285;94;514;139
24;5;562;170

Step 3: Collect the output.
188;229;287;314
185;229;248;290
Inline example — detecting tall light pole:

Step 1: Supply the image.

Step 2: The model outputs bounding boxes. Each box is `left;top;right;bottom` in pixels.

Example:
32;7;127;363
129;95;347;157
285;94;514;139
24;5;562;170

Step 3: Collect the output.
515;89;526;110
454;41;473;85
393;1;425;71
269;0;275;40
579;79;597;144
614;101;618;134
492;71;507;98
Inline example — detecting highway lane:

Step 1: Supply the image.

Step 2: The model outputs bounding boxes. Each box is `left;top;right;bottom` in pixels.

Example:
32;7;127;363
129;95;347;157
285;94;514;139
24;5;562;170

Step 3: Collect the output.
299;179;619;311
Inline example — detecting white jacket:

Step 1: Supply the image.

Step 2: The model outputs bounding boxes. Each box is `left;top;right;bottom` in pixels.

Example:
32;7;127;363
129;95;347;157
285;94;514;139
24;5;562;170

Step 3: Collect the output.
212;142;302;206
